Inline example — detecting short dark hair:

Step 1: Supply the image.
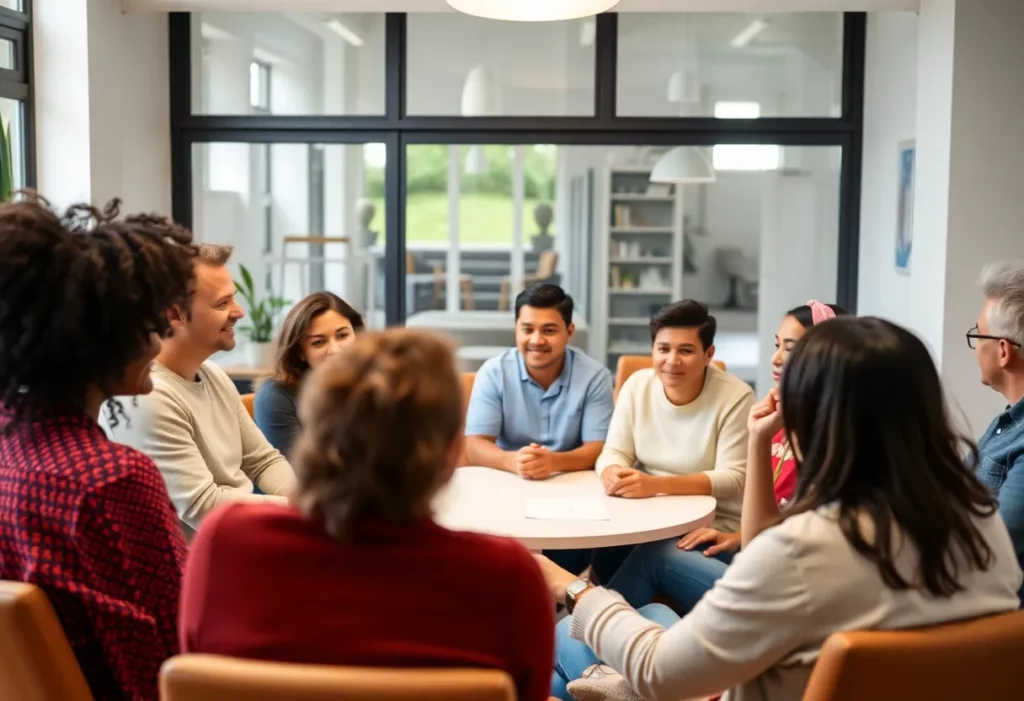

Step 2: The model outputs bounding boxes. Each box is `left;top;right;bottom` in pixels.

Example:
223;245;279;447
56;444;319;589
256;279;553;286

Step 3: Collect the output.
267;292;366;391
292;329;463;540
0;193;195;425
786;302;850;329
514;283;573;327
650;300;716;349
781;317;996;598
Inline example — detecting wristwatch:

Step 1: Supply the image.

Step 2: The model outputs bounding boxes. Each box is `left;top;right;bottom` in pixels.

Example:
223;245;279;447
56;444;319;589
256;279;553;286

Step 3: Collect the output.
564;578;593;614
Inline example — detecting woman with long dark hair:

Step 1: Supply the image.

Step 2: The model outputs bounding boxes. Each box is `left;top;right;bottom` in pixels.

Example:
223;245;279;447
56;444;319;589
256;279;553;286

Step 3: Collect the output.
540;317;1022;701
254;291;364;456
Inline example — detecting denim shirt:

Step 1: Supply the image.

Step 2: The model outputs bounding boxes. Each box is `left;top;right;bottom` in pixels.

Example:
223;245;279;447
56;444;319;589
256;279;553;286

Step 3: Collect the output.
976;396;1024;606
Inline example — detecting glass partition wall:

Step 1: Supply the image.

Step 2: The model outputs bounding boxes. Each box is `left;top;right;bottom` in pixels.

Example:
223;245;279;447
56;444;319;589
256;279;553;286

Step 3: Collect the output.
170;12;865;391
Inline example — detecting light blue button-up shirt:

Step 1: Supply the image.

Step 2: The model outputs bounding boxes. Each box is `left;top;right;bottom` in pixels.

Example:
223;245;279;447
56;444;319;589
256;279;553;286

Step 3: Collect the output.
465;347;614;452
976;396;1024;606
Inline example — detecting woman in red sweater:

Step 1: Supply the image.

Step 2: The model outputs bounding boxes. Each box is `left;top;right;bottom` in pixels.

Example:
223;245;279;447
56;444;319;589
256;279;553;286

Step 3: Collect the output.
180;329;554;701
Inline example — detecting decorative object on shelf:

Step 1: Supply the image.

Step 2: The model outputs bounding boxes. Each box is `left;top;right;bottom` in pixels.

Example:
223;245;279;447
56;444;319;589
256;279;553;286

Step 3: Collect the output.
650;147;716;184
235;264;289;368
447;0;619;21
645;183;672;197
531;203;554;252
354;199;378;248
895;139;915;274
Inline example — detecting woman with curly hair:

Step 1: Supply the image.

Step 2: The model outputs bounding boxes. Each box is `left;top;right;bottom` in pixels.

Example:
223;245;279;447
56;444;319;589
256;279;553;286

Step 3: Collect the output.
0;194;196;701
254;291;364;457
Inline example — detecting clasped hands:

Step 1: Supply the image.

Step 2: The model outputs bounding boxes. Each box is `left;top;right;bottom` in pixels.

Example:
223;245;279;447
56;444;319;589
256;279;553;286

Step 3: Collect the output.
511;443;557;480
601;465;659;499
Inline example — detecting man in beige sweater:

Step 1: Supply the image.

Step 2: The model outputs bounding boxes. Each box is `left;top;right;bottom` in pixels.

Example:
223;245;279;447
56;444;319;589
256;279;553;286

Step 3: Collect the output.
108;245;296;536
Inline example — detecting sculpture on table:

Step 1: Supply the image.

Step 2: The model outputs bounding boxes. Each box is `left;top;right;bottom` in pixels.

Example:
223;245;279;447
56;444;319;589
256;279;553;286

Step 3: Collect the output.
354;199;378;249
530;203;554;252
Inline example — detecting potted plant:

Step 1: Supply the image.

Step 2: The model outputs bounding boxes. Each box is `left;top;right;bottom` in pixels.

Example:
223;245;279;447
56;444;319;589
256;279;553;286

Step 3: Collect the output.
234;264;289;368
0;112;14;201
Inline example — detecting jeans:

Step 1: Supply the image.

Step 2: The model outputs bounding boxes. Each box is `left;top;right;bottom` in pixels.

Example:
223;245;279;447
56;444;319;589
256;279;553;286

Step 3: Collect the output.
551;603;680;700
606;537;733;610
546;545;636;585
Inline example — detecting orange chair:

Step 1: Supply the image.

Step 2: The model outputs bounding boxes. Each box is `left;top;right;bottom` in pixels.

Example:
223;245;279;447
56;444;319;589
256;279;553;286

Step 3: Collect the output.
458;373;475;467
0;581;94;701
802;609;1024;701
241;393;255;419
613;355;726;399
160;654;516;701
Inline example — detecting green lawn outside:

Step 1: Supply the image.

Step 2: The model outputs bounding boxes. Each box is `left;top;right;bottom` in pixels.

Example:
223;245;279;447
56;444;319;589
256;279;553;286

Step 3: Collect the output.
368;192;555;245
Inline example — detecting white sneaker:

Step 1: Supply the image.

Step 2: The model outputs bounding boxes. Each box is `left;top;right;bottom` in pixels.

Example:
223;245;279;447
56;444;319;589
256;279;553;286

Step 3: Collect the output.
567;664;644;701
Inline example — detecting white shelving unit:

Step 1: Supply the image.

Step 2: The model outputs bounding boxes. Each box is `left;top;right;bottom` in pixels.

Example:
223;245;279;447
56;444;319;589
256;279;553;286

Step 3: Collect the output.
592;166;684;368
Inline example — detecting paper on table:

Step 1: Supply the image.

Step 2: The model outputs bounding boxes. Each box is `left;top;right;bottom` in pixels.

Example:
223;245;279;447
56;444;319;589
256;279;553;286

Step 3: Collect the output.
524;497;610;521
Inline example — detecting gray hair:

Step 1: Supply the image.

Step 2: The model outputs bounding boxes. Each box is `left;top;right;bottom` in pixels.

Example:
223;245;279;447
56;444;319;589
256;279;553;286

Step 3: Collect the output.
981;262;1024;345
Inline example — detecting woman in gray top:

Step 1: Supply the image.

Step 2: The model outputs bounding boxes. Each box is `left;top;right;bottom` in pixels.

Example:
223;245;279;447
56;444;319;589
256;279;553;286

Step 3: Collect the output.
254;292;364;457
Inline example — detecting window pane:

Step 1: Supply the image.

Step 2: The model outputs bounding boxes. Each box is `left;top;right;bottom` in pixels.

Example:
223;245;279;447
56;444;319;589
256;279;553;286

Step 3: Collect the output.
404;144;841;395
617;13;843;117
0;97;24;198
193;13;385;115
191;141;387;367
0;38;13;71
405;14;595;116
0;1;21;12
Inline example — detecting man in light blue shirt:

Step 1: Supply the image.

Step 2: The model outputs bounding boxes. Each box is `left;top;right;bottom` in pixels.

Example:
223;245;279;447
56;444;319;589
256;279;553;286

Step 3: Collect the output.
466;284;622;580
465;284;614;479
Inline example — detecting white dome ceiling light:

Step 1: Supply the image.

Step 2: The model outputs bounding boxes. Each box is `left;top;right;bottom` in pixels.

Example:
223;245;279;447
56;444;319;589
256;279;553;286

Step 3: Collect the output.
446;0;619;22
650;147;716;184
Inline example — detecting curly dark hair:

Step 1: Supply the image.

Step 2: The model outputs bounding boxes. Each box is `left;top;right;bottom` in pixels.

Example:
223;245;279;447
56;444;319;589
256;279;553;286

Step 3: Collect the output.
0;192;196;426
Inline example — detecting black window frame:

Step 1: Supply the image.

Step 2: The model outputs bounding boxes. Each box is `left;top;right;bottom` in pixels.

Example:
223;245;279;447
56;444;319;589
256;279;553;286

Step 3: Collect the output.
0;0;34;190
170;12;864;325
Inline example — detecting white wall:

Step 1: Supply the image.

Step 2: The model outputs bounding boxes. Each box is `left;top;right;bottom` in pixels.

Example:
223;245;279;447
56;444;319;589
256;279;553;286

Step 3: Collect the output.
859;1;1024;436
856;11;918;331
35;0;171;212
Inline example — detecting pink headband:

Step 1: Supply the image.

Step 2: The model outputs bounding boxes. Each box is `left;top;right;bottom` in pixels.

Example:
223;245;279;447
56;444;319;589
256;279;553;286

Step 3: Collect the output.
806;300;836;325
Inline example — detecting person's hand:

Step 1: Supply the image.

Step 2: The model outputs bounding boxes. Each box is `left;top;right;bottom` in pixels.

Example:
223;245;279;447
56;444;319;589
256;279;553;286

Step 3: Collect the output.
748;388;783;440
610;467;659;499
532;554;578;604
516;444;556;480
676;528;741;556
601;466;622;495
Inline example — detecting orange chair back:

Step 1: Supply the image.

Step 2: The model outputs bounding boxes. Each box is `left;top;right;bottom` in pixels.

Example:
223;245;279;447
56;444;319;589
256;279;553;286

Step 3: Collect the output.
614;355;725;399
0;581;94;701
160;654;515;701
802;609;1024;701
241;393;255;419
458;373;475;467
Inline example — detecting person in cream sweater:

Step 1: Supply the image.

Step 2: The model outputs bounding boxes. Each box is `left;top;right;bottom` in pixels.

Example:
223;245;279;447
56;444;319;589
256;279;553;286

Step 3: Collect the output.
596;300;753;616
108;245;296;537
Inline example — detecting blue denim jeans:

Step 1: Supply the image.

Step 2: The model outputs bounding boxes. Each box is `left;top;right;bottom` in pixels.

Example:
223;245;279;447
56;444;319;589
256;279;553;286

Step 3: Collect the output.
546;545;636;585
550;603;680;700
605;537;734;610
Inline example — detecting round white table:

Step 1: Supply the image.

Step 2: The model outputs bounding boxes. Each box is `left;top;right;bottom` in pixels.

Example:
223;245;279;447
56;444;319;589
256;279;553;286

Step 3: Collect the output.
433;467;717;550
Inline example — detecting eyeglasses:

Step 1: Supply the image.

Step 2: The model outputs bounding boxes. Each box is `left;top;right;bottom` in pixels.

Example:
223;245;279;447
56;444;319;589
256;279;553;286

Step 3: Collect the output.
966;325;1022;350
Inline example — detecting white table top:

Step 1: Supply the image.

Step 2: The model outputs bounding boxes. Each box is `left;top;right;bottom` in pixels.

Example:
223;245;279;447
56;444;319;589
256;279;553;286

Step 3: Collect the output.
433;467;716;550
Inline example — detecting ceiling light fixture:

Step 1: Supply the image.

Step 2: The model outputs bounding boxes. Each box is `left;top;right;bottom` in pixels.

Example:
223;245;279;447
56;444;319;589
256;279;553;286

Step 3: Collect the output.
446;0;619;22
650;147;716;184
325;18;364;47
730;19;769;48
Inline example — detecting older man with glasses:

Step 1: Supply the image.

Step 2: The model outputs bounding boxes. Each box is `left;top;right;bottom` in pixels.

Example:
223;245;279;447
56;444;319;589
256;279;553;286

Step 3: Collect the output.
971;262;1024;606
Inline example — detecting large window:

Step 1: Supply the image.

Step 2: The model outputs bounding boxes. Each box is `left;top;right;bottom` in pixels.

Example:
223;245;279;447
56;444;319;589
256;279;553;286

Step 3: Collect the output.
193;12;386;115
171;12;864;375
616;12;843;118
0;1;32;195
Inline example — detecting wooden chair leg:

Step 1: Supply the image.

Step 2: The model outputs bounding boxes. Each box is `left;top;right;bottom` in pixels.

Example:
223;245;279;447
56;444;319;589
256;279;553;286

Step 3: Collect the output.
461;277;475;310
498;278;510;311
